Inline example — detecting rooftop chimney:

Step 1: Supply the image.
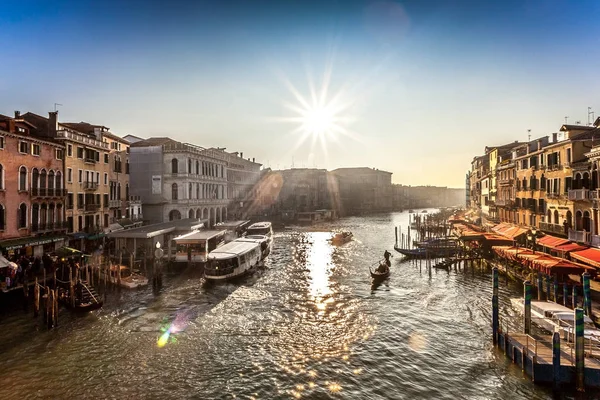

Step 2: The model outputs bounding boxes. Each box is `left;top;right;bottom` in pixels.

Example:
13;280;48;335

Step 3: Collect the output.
240;152;243;158
552;132;557;143
252;157;255;162
14;110;20;119
48;111;58;138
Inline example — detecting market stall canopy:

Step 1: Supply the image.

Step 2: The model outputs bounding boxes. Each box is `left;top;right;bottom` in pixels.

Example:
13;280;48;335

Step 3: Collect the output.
570;248;600;269
491;223;527;240
174;230;226;244
553;243;588;253
492;245;595;275
537;235;570;249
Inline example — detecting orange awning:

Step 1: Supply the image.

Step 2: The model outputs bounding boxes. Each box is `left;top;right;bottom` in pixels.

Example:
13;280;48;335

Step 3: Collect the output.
553;243;588;253
537;235;570;248
571;248;600;269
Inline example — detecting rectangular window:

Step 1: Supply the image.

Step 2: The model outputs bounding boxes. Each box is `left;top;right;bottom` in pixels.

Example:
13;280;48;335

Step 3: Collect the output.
77;147;84;159
55;149;64;160
67;168;73;183
67;144;73;157
77;193;84;208
104;194;109;208
0;136;4;149
67;193;74;209
104;153;109;163
78;169;83;183
31;143;40;156
104;173;108;185
96;171;100;183
19;141;29;154
126;146;130;154
567;148;572;164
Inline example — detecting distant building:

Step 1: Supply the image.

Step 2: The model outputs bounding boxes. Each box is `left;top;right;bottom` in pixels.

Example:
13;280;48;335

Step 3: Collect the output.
331;167;392;215
223;151;262;219
129;138;229;226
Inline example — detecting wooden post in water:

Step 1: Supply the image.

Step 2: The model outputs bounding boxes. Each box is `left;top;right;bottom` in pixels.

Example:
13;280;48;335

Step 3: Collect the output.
43;268;46;286
47;289;53;329
395;227;398;247
573;285;578;309
492;267;499;345
537;273;543;301
546;275;551;302
53;288;59;327
575;308;585;392
33;278;39;317
53;269;56;289
583;272;592;316
524;280;532;335
552;331;561;389
44;286;50;324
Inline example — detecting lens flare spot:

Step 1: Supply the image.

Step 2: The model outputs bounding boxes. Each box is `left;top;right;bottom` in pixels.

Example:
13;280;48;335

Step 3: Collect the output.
328;382;342;393
408;332;427;352
157;328;171;348
353;368;363;375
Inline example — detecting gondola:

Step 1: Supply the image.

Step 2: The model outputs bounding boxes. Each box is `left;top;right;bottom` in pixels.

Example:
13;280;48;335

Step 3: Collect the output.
370;259;391;281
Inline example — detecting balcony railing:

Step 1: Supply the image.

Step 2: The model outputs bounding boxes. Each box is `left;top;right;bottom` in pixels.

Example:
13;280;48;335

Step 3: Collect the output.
569;229;590;244
109;199;122;208
590;190;600;200
495;199;515;207
30;188;68;198
568;189;590;201
81;181;99;190
31;221;69;232
539;222;565;235
84;203;101;212
84;157;97;164
591;235;600;248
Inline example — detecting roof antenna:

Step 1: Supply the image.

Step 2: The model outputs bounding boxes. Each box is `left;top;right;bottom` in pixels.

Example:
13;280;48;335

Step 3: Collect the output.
54;103;63;112
565;116;569;124
527;129;531;142
589;107;595;126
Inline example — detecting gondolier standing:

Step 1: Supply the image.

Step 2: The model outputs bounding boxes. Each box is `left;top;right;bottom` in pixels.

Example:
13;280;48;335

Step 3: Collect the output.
383;250;391;266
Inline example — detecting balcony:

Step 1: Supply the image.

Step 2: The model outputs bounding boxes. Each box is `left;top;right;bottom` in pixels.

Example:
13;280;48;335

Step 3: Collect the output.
590;190;600;200
84;156;97;164
31;221;69;232
30;188;67;198
495;199;514;207
569;229;590;244
109;199;122;208
539;222;565;235
84;203;101;212
81;181;99;191
568;189;590;201
498;178;514;186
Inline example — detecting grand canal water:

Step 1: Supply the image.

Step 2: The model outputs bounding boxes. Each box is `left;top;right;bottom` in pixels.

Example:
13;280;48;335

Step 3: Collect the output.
0;210;597;399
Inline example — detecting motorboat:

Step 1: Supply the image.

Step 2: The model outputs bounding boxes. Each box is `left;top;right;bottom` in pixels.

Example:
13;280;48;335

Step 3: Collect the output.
246;222;273;248
109;265;149;289
234;234;271;259
204;241;262;281
331;231;353;245
510;298;600;342
421;210;428;213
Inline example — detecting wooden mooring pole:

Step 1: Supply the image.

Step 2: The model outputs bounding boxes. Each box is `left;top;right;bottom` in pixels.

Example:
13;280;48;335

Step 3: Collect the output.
33;278;39;318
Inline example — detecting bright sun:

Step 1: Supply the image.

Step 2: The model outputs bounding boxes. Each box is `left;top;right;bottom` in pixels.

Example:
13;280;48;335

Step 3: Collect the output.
302;106;336;137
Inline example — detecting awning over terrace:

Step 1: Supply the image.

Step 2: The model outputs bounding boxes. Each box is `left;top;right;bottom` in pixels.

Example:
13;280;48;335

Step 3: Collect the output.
537;235;570;249
492;245;595;276
570;248;600;269
491;223;527;240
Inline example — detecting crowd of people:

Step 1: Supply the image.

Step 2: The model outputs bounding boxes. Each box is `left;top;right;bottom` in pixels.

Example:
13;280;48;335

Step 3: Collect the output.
1;253;56;291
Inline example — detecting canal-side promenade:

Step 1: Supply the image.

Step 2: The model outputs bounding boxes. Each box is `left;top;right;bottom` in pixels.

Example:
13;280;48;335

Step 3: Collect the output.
0;211;573;400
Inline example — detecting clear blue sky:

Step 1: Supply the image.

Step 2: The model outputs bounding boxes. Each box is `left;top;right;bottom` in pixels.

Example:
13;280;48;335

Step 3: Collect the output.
2;0;600;188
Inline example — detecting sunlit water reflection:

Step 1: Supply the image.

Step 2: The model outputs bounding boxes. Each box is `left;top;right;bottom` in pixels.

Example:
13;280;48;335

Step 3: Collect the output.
0;211;596;399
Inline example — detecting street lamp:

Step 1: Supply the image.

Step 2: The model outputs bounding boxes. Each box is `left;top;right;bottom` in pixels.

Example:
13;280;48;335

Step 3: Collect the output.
156;241;161;249
527;227;537;254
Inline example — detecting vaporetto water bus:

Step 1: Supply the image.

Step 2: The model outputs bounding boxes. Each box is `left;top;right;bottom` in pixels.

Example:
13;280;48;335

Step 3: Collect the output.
204;241;262;281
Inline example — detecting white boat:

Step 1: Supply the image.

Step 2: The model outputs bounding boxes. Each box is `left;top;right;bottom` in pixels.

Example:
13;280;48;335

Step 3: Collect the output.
109;265;149;289
510;298;600;342
245;222;273;248
204;241;262;281
173;230;226;263
234;234;271;259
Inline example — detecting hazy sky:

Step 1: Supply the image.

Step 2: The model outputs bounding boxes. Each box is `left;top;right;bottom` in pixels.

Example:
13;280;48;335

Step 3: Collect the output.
2;0;600;188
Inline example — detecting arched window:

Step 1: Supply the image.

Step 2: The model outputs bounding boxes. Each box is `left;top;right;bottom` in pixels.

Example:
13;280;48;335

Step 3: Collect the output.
188;159;192;174
0;204;4;230
56;171;62;191
48;170;55;190
126;183;129;200
19;166;27;191
189;183;192;199
40;203;47;228
168;210;181;221
40;169;47;189
18;203;27;228
566;210;573;229
32;204;39;230
583;211;591;232
171;158;178;174
49;203;55;226
196;161;199;175
117;182;121;199
196;184;199;199
547;209;551;223
554;210;560;225
188;209;194;219
172;183;178;200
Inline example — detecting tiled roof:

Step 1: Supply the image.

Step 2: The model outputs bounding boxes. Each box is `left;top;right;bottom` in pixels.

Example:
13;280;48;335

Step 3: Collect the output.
130;137;177;147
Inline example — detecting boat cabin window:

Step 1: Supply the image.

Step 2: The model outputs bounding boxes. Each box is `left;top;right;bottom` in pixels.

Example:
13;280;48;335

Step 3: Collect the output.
209;257;239;270
247;227;271;236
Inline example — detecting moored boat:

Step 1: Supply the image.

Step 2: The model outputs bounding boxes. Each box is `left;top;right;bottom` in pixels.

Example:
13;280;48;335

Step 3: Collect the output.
331;231;353;245
204;241;262;281
246;222;274;248
370;263;390;281
234;234;271;259
510;298;600;342
394;244;459;259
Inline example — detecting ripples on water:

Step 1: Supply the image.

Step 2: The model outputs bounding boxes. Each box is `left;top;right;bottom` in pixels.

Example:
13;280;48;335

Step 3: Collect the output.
0;211;598;399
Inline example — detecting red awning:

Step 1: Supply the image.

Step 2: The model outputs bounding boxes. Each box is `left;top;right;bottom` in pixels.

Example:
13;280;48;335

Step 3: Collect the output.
553;243;588;253
537;235;570;248
571;248;600;269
